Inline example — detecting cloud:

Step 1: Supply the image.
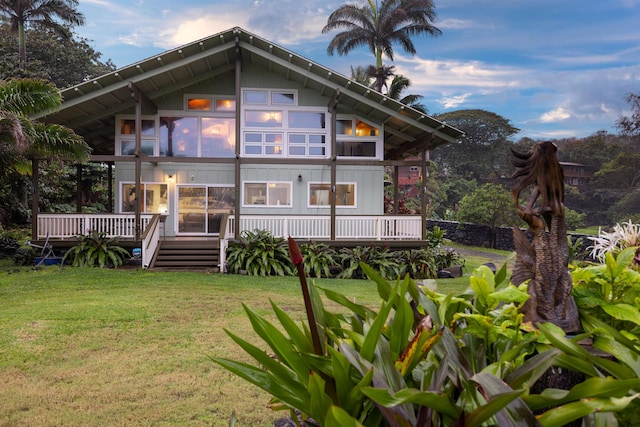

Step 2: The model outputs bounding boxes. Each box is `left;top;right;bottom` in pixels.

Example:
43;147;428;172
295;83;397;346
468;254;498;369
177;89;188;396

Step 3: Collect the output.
540;107;571;123
439;93;472;109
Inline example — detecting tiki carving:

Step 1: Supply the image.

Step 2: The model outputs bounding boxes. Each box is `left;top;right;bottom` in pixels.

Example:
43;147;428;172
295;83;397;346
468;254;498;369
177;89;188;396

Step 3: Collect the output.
510;141;580;333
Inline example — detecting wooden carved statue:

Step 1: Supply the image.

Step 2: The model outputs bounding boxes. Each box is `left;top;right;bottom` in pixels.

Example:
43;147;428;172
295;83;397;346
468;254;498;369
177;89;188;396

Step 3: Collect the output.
510;141;580;333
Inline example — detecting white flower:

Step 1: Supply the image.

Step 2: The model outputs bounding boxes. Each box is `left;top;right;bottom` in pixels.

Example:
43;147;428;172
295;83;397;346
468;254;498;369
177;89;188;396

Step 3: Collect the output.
588;220;640;261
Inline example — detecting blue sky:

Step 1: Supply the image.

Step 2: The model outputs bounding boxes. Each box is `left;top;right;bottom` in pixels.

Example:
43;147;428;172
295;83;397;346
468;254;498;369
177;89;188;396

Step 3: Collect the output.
75;0;640;140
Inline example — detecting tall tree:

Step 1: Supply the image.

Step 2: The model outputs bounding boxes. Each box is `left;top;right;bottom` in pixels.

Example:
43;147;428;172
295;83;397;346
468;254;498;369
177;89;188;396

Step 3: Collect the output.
323;0;441;90
0;22;115;88
432;109;520;180
387;73;427;113
0;78;89;175
617;92;640;137
0;0;85;69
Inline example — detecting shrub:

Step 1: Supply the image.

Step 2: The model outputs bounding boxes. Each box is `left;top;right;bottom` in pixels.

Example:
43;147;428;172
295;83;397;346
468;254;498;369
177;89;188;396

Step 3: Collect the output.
564;207;586;231
300;242;339;278
225;229;293;276
337;245;399;279
62;231;130;268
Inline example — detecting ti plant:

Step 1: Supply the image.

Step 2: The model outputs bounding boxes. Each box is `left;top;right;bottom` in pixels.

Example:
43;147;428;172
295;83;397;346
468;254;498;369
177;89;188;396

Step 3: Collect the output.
211;238;640;426
62;230;130;268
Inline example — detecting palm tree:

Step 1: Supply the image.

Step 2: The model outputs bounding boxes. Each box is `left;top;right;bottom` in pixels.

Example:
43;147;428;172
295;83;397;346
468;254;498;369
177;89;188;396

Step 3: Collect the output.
323;0;441;70
350;65;428;112
0;0;85;69
0;78;89;176
387;74;427;113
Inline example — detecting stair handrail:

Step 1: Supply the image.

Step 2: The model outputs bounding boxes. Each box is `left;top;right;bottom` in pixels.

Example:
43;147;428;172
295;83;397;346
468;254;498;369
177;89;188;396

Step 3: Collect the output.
141;214;161;268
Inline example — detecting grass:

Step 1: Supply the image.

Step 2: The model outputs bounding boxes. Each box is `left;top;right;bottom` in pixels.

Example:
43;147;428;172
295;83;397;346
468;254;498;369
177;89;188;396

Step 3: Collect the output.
0;245;509;426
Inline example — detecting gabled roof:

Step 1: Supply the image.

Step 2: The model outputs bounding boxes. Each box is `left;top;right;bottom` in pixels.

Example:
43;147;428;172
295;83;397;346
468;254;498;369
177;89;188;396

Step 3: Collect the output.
39;27;463;157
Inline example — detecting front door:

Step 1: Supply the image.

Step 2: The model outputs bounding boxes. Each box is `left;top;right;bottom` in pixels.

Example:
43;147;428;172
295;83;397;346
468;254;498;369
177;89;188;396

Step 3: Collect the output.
177;185;234;235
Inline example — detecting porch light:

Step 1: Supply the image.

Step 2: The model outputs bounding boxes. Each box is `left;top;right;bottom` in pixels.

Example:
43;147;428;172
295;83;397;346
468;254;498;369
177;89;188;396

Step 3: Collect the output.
167;174;173;183
298;174;302;182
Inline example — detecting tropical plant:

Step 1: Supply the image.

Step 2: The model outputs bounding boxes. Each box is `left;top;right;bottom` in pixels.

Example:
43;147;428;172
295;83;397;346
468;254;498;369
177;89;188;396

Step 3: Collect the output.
0;78;90;175
62;231;130;268
387;73;427;113
323;0;442;70
300;242;340;278
395;248;437;279
225;229;294;276
0;0;85;69
588;220;640;263
337;244;398;279
212;250;640;426
572;246;640;332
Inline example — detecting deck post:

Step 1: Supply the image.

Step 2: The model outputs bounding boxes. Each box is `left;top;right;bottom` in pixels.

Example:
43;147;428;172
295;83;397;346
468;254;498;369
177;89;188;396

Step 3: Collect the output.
31;159;39;239
421;149;428;240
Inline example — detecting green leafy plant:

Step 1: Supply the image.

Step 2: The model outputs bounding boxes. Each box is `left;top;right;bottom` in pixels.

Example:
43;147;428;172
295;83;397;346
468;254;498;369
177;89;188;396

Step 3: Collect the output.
572;246;640;337
300;242;339;278
212;241;640;426
225;229;293;276
337;245;398;279
62;231;130;268
424;225;446;249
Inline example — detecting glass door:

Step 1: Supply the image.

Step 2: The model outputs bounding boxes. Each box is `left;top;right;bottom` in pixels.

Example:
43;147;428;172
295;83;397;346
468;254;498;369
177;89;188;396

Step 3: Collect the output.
177;185;234;235
207;187;234;234
177;186;206;234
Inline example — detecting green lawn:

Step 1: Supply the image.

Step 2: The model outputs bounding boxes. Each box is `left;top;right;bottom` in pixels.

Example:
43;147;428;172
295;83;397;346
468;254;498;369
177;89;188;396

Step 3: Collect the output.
0;245;506;426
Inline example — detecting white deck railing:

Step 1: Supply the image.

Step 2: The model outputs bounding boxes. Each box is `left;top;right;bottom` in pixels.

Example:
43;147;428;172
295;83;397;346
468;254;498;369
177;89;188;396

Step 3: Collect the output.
36;213;423;241
227;215;423;240
36;214;422;270
36;213;154;239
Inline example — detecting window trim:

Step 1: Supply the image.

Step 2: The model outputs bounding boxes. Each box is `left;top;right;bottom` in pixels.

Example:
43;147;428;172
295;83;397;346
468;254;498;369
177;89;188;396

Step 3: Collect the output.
335;114;383;160
307;182;357;208
119;181;169;213
242;180;293;208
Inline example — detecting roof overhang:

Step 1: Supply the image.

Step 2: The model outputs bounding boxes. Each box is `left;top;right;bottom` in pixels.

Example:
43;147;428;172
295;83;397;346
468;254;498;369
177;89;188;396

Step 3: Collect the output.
38;27;463;157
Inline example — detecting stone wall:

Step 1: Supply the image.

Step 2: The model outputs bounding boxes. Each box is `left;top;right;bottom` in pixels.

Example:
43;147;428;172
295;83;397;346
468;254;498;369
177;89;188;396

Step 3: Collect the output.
426;219;594;258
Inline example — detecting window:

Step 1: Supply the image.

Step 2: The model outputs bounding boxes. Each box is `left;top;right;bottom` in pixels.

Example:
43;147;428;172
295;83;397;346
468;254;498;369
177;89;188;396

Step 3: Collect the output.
289;111;325;129
186;97;212;111
201;118;235;157
120;183;168;213
243;181;292;207
215;99;235;112
120;140;155;156
159;117;198;157
308;183;356;207
245;110;282;127
288;133;325;156
241;89;327;159
244;90;268;104
335;116;381;158
272;92;295;105
119;118;155;136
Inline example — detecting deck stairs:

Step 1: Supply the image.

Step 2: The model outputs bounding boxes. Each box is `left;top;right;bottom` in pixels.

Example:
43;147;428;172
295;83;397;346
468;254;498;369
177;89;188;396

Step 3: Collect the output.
150;239;221;271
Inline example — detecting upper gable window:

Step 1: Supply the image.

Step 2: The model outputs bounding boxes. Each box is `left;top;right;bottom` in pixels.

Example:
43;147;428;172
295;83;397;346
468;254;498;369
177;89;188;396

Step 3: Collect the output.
187;97;212;111
215;99;235;112
272;92;295;105
185;95;235;112
243;89;297;106
244;91;268;104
